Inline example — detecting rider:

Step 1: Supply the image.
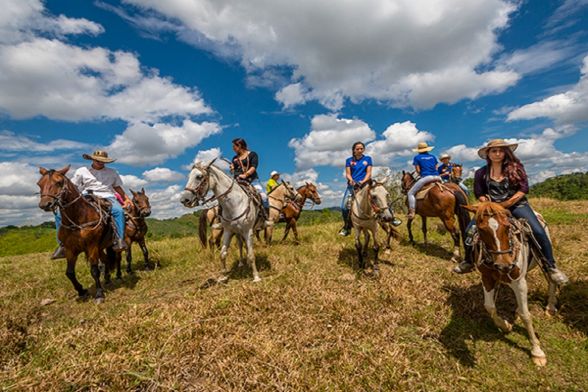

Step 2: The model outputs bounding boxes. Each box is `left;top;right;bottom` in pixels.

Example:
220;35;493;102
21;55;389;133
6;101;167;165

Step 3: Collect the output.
229;138;270;216
51;150;131;259
266;170;280;194
406;142;441;219
438;153;469;195
452;139;569;286
339;142;372;236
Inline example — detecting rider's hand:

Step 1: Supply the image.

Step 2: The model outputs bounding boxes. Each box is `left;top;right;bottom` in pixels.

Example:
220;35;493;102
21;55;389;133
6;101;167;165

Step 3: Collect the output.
238;173;247;179
229;164;235;172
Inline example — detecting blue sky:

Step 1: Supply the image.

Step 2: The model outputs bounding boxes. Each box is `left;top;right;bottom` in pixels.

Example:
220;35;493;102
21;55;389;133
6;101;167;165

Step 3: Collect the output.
1;0;588;226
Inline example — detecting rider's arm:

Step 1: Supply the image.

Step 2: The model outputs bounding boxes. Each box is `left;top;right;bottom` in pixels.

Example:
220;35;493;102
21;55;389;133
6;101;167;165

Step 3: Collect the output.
414;165;421;176
240;152;258;179
345;165;354;185
360;165;372;185
500;165;529;208
114;185;132;208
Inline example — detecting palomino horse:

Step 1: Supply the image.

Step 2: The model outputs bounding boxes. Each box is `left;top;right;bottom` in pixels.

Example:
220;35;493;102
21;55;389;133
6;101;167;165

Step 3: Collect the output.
198;205;223;249
464;202;557;367
401;171;470;262
120;188;152;275
181;160;265;282
265;181;298;244
37;166;115;303
269;182;322;244
350;181;393;275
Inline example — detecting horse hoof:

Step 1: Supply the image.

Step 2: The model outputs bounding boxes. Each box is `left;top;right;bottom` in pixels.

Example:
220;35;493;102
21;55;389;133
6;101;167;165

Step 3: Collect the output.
532;355;547;367
252;276;261;283
217;276;229;284
545;307;557;317
94;297;105;305
500;321;512;333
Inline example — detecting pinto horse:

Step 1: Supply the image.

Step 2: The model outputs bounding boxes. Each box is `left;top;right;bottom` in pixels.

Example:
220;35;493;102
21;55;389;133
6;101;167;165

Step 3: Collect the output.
401;171;470;262
37;166;115;303
121;188;153;274
464;202;557;367
277;182;322;244
350;181;393;275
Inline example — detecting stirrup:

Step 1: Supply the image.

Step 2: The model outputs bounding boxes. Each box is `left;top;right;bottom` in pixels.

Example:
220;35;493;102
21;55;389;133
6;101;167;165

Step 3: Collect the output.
547;267;569;286
453;260;475;274
51;245;65;260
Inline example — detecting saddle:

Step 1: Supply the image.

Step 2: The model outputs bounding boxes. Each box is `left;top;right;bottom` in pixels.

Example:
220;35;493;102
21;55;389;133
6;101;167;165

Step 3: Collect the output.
415;181;446;200
235;180;268;224
83;194;112;214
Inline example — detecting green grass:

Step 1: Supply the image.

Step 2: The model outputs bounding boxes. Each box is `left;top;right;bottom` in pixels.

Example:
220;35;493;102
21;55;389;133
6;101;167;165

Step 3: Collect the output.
1;200;587;390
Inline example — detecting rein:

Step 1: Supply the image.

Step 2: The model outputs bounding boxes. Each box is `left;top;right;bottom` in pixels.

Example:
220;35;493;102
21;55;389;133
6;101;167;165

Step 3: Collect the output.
475;216;525;279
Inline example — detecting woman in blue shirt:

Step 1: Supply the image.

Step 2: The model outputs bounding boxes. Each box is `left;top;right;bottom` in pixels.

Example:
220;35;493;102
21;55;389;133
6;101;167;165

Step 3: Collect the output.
339;142;372;236
407;142;442;219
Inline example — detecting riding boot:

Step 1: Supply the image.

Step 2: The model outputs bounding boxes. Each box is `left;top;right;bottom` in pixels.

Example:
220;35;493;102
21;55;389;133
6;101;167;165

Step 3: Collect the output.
407;208;416;220
338;210;352;236
51;245;65;260
112;235;128;251
453;245;475;274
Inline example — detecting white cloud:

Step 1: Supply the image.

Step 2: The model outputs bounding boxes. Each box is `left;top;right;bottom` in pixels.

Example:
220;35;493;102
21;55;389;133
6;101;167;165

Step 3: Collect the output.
0;162;39;196
507;55;588;123
0;131;90;152
142;167;184;182
148;184;184;219
108;120;221;165
368;121;434;164
121;0;519;110
120;174;148;189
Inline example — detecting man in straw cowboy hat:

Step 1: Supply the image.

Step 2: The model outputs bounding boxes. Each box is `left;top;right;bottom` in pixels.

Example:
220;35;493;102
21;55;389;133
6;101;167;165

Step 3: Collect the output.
406;142;442;219
51;150;132;259
438;152;469;194
453;139;568;285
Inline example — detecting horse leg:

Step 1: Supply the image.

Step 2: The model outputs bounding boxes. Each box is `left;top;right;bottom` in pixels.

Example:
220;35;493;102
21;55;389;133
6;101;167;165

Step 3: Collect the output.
363;230;370;257
89;248;105;303
407;218;415;245
483;283;512;333
443;215;461;262
281;221;291;243
246;231;260;282
65;250;87;298
114;250;122;280
291;220;300;245
421;216;428;245
545;277;558;316
138;239;151;269
372;228;380;277
100;249;112;285
218;230;232;282
355;228;364;270
125;242;133;274
511;278;547;366
237;235;245;267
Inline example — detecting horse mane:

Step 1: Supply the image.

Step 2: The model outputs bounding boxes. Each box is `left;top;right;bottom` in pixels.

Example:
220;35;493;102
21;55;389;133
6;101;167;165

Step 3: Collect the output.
475;202;509;220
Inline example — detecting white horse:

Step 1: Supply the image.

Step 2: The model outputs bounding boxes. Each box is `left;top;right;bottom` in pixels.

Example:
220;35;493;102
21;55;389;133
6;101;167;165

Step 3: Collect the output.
350;181;393;275
180;160;265;282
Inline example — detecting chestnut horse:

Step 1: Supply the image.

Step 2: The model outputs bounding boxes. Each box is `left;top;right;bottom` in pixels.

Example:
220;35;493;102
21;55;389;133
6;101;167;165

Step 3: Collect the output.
465;202;557;367
450;164;463;184
277;182;322;244
120;188;153;275
401;171;470;262
37;166;115;303
198;205;223;249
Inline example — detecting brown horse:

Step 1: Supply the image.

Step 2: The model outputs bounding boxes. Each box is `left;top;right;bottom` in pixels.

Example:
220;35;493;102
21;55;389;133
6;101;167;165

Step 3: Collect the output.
450;163;463;184
121;188;153;275
401;171;470;262
198;205;223;249
37;166;115;303
464;202;557;366
278;182;322;244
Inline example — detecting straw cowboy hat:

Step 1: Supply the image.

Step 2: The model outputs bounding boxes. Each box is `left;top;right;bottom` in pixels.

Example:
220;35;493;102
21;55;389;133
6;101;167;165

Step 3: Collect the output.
413;142;434;153
477;139;518;159
439;153;451;160
82;150;116;163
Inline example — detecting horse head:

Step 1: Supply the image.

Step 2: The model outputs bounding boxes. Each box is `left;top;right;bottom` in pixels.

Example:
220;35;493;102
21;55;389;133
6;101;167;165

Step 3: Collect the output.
303;182;322;205
451;164;463;180
131;187;151;217
180;162;211;208
37;165;71;211
368;181;393;222
400;170;416;194
465;202;518;274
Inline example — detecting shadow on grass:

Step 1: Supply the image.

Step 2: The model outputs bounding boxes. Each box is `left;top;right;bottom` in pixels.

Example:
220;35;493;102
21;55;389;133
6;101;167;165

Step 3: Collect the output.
228;253;272;280
105;271;141;292
559;279;588;336
439;283;530;367
399;238;456;261
337;247;395;271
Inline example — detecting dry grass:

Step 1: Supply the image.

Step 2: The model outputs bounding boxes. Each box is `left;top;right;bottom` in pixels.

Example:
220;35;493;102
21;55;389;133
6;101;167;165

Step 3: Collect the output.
1;199;587;391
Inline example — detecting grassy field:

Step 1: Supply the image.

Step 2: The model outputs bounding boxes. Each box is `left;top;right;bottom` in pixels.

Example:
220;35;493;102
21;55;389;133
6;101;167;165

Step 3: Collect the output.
1;199;587;391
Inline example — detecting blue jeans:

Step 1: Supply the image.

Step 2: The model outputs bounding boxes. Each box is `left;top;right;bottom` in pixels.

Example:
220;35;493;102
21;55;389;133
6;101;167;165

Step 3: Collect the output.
341;186;354;216
407;175;441;210
54;196;125;244
510;202;556;268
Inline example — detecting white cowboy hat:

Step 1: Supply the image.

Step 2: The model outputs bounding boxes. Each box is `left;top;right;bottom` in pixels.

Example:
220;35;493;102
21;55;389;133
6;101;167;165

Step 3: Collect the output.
477;139;518;159
82;150;115;163
270;170;279;177
413;142;434;153
439;153;451;160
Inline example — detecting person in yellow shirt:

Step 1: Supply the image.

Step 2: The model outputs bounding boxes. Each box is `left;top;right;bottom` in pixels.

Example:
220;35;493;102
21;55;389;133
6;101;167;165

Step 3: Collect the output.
266;170;280;193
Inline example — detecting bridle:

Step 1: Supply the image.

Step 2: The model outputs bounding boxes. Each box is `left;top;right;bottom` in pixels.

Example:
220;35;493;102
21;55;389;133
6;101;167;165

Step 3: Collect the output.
352;182;387;221
401;171;417;194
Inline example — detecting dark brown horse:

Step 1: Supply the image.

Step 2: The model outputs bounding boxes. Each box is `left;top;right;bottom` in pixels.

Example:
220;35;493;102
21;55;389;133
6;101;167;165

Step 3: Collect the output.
401;171;470;262
37;166;115;303
279;182;322;244
121;188;153;274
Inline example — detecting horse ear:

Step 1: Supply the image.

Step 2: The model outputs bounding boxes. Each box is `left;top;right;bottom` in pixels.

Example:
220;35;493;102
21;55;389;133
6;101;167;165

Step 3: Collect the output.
57;165;70;175
39;167;48;175
463;204;479;213
141;187;145;194
130;189;136;196
206;157;217;169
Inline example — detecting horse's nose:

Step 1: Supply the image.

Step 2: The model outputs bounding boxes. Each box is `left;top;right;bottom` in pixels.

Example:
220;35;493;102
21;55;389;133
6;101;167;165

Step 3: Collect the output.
143;209;151;217
38;200;51;211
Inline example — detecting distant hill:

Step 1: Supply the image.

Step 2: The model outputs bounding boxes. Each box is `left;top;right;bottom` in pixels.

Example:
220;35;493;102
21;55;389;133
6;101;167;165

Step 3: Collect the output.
530;172;588;200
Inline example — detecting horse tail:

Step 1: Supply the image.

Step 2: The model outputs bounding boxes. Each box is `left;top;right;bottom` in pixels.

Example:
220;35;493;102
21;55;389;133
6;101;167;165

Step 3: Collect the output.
198;209;208;249
452;188;471;246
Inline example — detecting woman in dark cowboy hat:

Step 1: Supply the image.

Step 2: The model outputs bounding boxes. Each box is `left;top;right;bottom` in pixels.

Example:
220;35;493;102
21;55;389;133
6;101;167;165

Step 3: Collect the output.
51;150;131;259
453;139;568;285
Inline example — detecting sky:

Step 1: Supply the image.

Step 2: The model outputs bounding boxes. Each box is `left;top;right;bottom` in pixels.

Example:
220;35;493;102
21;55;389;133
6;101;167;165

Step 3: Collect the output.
1;0;588;226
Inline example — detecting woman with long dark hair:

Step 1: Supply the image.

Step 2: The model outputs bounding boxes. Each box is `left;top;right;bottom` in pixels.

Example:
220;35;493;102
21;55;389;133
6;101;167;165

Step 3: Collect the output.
229;137;269;215
453;139;568;285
